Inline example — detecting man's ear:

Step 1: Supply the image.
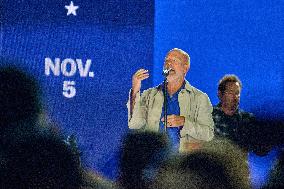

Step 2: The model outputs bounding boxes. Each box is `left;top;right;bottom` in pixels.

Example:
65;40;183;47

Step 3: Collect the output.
184;64;190;74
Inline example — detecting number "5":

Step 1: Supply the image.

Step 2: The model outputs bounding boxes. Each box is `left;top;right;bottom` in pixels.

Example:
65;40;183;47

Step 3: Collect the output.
63;81;76;98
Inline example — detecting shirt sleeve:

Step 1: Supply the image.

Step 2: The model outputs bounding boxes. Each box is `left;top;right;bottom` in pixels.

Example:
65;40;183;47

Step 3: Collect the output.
126;89;148;129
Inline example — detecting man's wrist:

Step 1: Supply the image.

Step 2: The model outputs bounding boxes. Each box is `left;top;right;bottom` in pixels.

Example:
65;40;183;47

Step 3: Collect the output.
131;89;139;98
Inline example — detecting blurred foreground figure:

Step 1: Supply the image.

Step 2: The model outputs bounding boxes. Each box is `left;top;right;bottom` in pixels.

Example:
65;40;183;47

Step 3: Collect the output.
0;63;81;188
0;64;42;130
0;133;83;189
0;63;115;189
263;149;284;189
150;139;250;189
118;131;170;189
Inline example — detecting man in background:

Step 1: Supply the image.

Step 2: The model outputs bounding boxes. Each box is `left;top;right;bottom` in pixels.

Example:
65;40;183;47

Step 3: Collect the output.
212;74;255;150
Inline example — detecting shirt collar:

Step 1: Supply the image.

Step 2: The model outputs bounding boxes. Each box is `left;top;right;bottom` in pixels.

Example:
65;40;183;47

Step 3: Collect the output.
183;80;193;93
216;103;240;116
157;79;191;93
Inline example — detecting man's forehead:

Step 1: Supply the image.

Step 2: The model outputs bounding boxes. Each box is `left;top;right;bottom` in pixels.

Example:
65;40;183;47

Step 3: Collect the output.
226;82;240;89
165;51;184;61
165;56;182;62
167;50;183;57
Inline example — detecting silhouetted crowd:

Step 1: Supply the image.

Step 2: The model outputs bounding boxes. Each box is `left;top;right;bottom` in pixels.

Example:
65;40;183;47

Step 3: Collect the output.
0;61;283;189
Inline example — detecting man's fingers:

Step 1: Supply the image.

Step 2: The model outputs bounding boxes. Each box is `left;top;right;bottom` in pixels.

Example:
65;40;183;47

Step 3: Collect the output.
167;124;180;128
167;125;178;128
136;74;149;80
166;115;177;121
135;69;148;76
134;70;149;81
161;115;184;126
161;115;176;121
136;71;149;76
135;69;146;74
140;76;149;81
137;74;149;80
165;115;185;127
167;115;175;118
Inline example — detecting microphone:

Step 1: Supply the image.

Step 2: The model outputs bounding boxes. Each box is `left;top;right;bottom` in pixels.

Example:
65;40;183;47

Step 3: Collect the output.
162;68;172;77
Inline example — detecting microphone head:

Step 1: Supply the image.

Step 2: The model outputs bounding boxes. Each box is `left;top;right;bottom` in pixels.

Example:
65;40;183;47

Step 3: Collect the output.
162;68;172;76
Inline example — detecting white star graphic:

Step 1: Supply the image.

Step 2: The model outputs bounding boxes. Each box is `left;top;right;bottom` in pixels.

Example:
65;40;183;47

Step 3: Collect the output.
65;1;79;16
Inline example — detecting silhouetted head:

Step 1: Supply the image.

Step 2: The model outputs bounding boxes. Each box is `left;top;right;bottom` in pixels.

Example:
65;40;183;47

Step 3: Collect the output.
118;131;170;189
0;63;42;127
0;133;82;189
151;139;250;189
151;153;231;189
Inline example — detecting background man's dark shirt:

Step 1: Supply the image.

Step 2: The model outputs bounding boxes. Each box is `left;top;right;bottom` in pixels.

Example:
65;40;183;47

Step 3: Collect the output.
212;104;255;149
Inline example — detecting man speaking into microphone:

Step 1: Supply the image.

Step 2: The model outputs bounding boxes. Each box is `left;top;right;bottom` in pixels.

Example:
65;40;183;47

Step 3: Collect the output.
127;48;214;153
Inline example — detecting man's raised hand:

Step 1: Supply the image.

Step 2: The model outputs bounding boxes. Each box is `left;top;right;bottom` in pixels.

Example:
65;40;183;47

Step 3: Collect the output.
132;69;149;95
